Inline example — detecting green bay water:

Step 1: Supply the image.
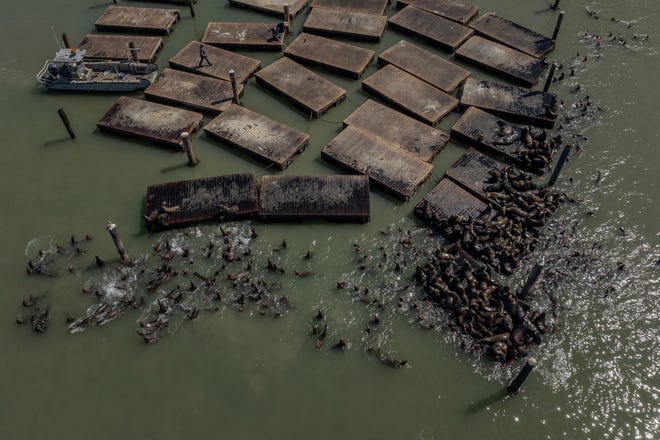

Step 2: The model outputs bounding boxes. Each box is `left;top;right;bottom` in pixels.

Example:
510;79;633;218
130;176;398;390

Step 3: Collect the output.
1;0;658;439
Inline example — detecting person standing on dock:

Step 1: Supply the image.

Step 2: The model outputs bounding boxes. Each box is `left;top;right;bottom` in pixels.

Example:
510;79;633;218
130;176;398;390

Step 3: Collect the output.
198;44;212;67
267;22;288;42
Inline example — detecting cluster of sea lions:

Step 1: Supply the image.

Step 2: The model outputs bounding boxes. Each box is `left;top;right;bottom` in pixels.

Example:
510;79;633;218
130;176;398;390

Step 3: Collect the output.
494;121;562;173
16;294;51;334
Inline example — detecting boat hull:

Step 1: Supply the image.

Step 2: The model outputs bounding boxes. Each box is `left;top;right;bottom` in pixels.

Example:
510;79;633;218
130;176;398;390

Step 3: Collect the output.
43;78;153;92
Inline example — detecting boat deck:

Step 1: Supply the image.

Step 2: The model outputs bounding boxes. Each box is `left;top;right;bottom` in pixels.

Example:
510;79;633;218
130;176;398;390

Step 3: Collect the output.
388;6;473;52
94;6;180;35
168;41;261;84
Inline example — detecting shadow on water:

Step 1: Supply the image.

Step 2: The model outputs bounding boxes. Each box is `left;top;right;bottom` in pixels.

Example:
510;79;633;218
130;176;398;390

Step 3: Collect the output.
43;137;75;147
466;388;510;414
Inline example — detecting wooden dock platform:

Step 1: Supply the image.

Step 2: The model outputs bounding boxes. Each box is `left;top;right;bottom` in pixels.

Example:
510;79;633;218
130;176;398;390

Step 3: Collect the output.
169;41;261;84
303;7;387;42
455;36;547;86
255;57;346;118
95;6;179;35
388;6;473;52
97;96;203;149
362;64;458;126
128;0;194;4
378;40;470;93
460;78;558;127
204;104;310;170
444;148;504;203
77;34;162;63
311;0;388;15
469;12;555;58
201;22;283;51
144;68;240;115
145;173;259;231
228;0;307;17
284;33;374;79
343;100;448;162
414;178;488;225
396;0;478;25
321;126;433;200
259;175;370;222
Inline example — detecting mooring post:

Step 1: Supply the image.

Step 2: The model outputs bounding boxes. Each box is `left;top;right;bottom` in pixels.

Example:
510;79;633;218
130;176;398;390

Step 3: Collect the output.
284;4;291;35
543;63;558;93
106;223;129;263
61;33;71;49
552;0;561;10
507;357;537;394
181;132;199;166
519;262;544;298
128;41;139;62
552;11;565;41
229;69;240;105
188;0;196;17
57;107;76;139
548;144;571;186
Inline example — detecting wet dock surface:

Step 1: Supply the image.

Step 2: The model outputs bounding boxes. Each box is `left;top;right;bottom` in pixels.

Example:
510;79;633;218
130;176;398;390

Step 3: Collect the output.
228;0;307;17
94;6;180;35
168;41;261;84
444;148;504;202
77;34;163;63
310;0;388;15
259;175;370;222
414;177;488;223
204;104;310;170
284;33;375;79
303;7;387;42
388;6;473;52
395;0;478;25
469;12;555;58
201;22;283;51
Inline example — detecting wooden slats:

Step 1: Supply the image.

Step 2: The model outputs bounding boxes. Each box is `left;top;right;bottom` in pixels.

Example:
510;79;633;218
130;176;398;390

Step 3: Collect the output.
388;6;473;51
396;0;478;25
228;0;308;17
469;12;555;58
95;6;179;35
169;41;261;84
303;7;387;42
311;0;388;15
77;34;163;63
201;22;283;51
414;178;488;224
444;148;504;202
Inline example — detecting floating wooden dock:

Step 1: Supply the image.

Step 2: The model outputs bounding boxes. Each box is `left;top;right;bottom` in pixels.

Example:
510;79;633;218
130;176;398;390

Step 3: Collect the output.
144;68;240;115
362;64;458;126
388;6;473;52
128;0;194;4
77;34;163;63
255;57;346;118
396;0;478;25
97;96;203;149
321;126;433;200
259;175;371;222
228;0;307;17
311;0;388;15
284;33;375;79
343;100;448;162
469;12;555;58
95;6;179;35
168;41;261;84
204;104;310;170
444;148;504;203
414;178;488;225
145;173;259;231
303;7;387;42
460;78;557;127
455;36;547;86
378;40;470;93
201;22;283;51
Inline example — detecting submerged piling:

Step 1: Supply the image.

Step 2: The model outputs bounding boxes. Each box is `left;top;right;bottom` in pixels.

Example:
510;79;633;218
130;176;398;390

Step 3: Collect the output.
188;0;195;17
552;11;565;41
61;33;71;49
543;63;558;93
507;357;537;394
548;144;571;186
229;69;240;105
57;107;76;139
552;0;561;10
106;223;129;263
519;262;544;298
181;131;199;166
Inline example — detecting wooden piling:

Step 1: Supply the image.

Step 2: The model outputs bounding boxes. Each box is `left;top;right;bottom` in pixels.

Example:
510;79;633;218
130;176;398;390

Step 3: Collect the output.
128;41;139;62
547;144;571;186
552;0;560;10
284;4;291;34
543;62;557;93
519;262;543;298
181;132;199;166
507;357;537;394
188;0;195;17
229;69;240;105
106;223;129;263
57;107;75;139
552;11;565;41
61;33;71;49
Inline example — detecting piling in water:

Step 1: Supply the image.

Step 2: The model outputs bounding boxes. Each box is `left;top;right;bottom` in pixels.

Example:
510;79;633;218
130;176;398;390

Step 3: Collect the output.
128;41;139;62
61;33;71;49
543;62;557;93
181;131;199;166
552;0;561;10
507;357;537;394
57;107;76;139
519;262;544;298
552;11;565;41
188;0;195;17
229;69;240;105
548;144;571;186
106;223;129;263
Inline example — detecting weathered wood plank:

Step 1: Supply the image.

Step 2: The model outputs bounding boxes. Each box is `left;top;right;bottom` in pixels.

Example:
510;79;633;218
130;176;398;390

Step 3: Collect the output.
396;0;478;25
77;34;163;63
444;148;504;202
311;0;388;15
95;6;179;35
201;22;283;51
388;6;473;51
414;178;488;225
228;0;307;17
303;7;387;42
469;12;555;58
169;41;261;84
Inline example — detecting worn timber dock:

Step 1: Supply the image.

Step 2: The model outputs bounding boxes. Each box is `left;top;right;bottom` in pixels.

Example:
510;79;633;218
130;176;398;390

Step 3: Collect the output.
204;104;309;170
379;40;470;93
460;78;558;127
169;41;261;84
77;35;163;63
144;173;259;231
228;0;307;17
396;0;478;25
388;6;473;52
469;12;555;58
321;126;433;200
455;36;547;86
444;148;504;202
201;22;283;51
128;0;194;4
255;57;346;118
144;68;240;115
362;64;458;126
95;6;180;35
414;178;489;224
97;96;203;149
303;7;387;42
343;100;448;162
311;0;388;15
284;33;375;79
259;175;370;222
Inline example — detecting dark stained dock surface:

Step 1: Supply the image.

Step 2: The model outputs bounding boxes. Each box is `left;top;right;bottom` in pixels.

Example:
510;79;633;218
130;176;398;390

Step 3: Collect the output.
97;96;203;149
343;99;448;162
388;6;473;52
95;6;179;35
414;178;488;225
204;104;310;170
259;175;371;222
321;126;433;200
396;0;478;25
201;22;283;51
228;0;307;17
444;148;504;202
460;78;557;127
362;64;459;126
303;7;387;42
284;33;375;79
169;41;261;84
128;0;193;4
455;36;547;86
469;12;555;58
144;68;240;115
145;173;259;231
255;57;346;118
311;0;388;15
77;34;163;63
378;40;470;93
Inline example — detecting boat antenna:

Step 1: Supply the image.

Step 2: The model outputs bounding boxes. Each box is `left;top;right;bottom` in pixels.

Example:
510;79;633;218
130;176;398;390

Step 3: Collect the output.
50;26;63;50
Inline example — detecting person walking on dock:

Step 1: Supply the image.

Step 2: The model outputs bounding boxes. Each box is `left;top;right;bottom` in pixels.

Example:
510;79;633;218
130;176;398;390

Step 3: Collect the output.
198;44;212;67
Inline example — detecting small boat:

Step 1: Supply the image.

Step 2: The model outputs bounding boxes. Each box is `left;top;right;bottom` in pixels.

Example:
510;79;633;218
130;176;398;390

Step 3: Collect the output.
36;48;159;92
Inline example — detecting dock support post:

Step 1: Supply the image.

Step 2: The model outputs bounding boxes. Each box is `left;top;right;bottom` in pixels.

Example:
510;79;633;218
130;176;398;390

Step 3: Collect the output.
543;63;557;93
57;107;76;139
106;223;129;263
128;41;139;62
188;0;195;17
552;0;560;10
552;11;565;41
519;262;544;298
61;33;71;49
229;69;240;105
507;357;537;394
181;132;199;166
284;4;291;35
548;144;571;186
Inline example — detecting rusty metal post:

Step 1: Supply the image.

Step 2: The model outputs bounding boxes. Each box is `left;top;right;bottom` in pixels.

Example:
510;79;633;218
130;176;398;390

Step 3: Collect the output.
57;108;76;139
128;41;139;62
61;33;71;49
106;223;129;263
552;11;565;41
229;69;240;105
181;132;199;166
543;63;557;93
507;357;537;394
